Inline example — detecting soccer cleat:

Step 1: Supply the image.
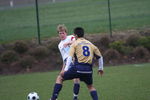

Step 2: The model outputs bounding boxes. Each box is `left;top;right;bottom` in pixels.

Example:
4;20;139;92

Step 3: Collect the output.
73;96;78;100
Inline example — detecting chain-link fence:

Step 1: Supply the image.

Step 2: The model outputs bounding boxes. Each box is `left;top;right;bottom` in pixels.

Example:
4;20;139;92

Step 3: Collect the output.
0;0;150;43
0;0;71;8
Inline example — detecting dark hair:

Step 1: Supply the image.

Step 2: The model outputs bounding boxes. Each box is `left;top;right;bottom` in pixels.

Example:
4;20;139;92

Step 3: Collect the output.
74;27;84;37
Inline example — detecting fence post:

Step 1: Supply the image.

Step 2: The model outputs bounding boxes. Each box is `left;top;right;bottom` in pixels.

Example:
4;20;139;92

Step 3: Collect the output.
107;0;112;37
10;0;14;7
35;0;41;44
52;0;55;3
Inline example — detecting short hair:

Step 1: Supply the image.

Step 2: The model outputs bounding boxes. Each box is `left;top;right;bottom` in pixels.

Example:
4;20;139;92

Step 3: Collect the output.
57;24;68;33
74;27;84;37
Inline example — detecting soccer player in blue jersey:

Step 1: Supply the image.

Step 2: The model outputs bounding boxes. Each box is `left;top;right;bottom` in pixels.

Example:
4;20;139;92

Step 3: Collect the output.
50;27;104;100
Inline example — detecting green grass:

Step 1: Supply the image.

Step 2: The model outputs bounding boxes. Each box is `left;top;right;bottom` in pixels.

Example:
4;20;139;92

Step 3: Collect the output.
0;63;150;100
0;0;150;43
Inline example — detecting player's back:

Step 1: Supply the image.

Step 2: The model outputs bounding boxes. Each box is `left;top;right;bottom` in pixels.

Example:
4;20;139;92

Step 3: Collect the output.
70;38;101;66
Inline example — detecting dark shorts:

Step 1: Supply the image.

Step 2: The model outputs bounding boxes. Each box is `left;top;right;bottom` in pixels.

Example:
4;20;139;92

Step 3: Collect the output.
62;66;93;85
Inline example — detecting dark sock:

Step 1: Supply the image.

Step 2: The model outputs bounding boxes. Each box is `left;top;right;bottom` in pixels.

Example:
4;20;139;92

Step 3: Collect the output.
73;83;80;97
51;83;62;100
90;90;98;100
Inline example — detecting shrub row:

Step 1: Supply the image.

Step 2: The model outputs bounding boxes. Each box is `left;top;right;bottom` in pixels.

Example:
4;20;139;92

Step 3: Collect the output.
87;33;150;63
0;40;58;69
0;32;149;74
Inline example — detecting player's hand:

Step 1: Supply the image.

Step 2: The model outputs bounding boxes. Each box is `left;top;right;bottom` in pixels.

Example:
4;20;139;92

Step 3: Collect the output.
63;42;69;48
98;70;104;76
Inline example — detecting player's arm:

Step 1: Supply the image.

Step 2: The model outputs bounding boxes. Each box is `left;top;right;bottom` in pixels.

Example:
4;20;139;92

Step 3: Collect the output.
63;41;74;47
60;58;72;76
64;56;72;71
98;56;104;76
64;43;75;71
63;36;75;47
93;46;104;76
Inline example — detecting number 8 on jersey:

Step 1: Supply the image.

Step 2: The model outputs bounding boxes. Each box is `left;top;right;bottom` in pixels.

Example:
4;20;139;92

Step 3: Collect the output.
82;46;90;56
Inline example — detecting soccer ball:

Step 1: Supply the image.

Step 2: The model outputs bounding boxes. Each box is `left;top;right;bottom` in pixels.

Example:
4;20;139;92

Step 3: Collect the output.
27;92;40;100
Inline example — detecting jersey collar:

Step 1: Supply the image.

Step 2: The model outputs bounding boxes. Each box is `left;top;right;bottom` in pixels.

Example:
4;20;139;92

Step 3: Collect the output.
77;37;84;40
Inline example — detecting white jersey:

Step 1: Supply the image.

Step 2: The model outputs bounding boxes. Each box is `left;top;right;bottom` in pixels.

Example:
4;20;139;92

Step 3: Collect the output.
58;35;75;62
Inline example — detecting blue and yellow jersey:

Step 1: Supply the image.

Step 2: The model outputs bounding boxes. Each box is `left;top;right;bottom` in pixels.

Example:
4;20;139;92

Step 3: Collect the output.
69;38;102;65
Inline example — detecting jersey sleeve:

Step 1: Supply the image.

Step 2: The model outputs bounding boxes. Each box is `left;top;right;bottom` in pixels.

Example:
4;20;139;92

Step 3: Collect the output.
69;35;75;41
71;36;75;41
93;45;102;59
69;42;76;57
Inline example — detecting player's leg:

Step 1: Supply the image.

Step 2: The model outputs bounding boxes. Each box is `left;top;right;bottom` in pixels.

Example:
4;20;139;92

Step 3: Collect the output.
50;75;63;100
87;85;98;100
73;78;80;100
50;66;78;100
81;74;99;100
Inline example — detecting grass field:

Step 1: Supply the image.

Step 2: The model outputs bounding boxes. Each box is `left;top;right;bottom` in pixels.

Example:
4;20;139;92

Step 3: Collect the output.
0;63;150;100
0;0;150;43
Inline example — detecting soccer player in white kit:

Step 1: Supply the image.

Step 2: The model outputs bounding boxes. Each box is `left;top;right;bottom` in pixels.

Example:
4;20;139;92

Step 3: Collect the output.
50;24;80;100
